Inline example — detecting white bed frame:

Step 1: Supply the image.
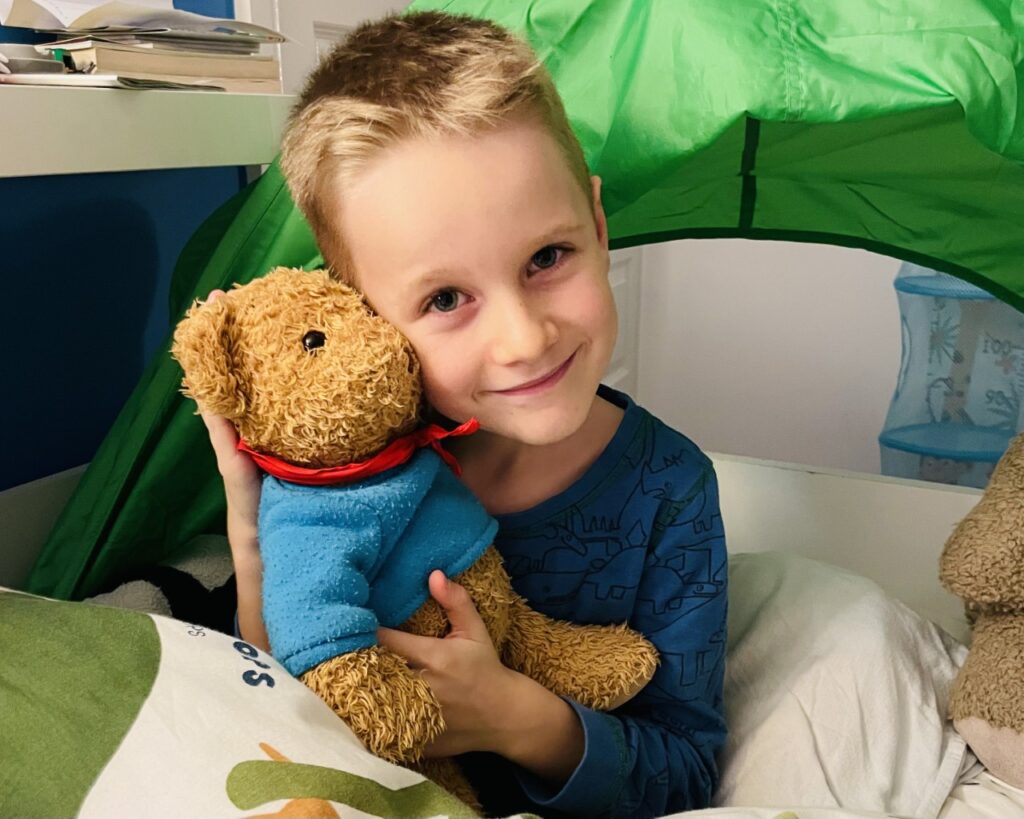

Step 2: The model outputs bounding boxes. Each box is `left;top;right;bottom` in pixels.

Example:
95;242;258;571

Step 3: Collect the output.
0;454;979;643
713;453;978;643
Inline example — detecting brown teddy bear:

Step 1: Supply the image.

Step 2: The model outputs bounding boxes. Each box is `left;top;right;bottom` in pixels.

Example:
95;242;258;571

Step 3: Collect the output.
940;431;1024;788
171;266;658;810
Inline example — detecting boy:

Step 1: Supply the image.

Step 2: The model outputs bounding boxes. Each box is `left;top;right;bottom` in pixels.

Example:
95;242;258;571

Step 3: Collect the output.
204;11;727;817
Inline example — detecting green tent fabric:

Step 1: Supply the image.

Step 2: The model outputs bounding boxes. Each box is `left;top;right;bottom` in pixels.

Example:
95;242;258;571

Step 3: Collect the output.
26;0;1024;598
409;0;1024;307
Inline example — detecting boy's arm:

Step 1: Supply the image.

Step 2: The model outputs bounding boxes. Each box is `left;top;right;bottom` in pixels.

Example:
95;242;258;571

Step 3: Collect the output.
511;462;728;817
202;410;269;651
231;516;269;651
196;290;269;650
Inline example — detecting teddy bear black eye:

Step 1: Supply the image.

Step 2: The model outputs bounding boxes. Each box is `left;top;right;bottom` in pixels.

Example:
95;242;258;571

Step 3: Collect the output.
302;330;326;352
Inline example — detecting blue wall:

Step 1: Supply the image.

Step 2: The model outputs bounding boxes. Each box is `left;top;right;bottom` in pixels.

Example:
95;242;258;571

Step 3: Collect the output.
1;0;244;490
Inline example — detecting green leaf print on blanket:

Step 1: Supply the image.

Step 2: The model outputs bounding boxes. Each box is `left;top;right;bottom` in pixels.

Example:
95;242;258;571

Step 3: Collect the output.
227;742;477;818
0;592;160;818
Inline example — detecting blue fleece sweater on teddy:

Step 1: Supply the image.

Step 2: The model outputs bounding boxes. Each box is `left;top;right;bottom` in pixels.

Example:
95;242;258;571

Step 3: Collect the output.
259;447;497;677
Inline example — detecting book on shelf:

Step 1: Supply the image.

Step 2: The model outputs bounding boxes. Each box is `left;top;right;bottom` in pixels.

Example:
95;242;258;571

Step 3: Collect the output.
106;72;281;93
38;41;280;80
0;72;224;90
1;1;284;45
43;31;266;55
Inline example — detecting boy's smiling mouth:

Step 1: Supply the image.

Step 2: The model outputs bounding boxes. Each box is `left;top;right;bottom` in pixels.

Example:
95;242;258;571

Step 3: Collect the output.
494;349;578;396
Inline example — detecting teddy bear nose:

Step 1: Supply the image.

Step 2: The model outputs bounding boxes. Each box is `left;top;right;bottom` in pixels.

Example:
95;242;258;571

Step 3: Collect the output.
303;330;326;351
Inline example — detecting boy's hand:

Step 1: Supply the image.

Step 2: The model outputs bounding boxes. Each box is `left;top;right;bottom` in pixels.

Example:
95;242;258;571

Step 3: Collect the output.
378;571;584;780
377;570;521;758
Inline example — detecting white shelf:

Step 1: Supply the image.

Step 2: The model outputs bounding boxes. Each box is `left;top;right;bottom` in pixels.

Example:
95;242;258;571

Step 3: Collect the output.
0;85;296;177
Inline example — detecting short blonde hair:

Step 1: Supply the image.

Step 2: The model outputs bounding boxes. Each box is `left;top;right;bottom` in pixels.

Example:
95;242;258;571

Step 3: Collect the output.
280;10;592;282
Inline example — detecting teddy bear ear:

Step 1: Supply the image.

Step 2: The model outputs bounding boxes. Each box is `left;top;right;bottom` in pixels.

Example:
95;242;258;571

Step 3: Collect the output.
171;298;247;422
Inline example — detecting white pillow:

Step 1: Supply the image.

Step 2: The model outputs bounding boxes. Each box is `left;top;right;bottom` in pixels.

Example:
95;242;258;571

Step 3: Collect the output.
715;552;968;818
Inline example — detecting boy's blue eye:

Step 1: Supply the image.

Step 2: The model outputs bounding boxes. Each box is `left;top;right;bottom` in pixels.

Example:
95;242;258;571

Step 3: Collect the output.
531;246;560;270
430;289;460;312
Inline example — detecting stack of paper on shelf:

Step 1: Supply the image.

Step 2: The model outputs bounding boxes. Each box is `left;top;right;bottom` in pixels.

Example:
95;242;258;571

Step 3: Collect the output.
1;0;285;93
38;39;282;92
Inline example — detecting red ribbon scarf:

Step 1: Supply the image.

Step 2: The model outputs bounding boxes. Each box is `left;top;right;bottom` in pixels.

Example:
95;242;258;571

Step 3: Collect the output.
236;418;479;486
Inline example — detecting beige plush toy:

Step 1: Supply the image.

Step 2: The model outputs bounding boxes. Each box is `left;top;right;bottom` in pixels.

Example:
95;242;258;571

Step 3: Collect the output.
171;266;658;810
939;431;1024;788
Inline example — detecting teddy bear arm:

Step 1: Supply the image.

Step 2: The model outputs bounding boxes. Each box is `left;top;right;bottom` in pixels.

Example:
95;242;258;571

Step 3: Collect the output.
260;493;390;666
501;596;659;711
300;646;445;763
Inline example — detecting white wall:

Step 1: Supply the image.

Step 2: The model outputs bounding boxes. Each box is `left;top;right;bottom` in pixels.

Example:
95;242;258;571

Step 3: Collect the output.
636;239;903;475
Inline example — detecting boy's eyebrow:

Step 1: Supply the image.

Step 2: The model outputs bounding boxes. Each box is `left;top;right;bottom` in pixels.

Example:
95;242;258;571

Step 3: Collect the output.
532;222;588;245
408;268;458;290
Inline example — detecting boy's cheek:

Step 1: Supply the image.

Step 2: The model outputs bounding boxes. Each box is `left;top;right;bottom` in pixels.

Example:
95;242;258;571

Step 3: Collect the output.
568;279;618;329
419;363;475;416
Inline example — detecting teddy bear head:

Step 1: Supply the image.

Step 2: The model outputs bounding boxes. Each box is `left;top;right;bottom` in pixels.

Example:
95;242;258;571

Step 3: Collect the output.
940;431;1024;613
172;267;422;467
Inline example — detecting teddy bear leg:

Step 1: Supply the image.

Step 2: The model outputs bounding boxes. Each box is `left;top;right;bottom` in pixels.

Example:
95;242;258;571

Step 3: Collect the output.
949;612;1024;789
502;596;659;711
300;646;445;763
411;758;482;816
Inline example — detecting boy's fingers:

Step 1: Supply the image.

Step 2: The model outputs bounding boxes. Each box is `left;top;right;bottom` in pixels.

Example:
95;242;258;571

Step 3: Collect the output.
428;571;489;642
200;413;260;491
377;626;436;669
206;289;226;303
200;410;235;437
201;412;239;458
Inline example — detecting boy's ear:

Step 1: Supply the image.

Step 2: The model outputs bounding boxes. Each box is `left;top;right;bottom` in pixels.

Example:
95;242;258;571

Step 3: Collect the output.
591;175;609;250
171;298;247;421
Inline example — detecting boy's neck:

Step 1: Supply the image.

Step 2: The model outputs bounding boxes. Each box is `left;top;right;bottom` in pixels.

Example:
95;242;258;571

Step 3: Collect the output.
452;393;625;516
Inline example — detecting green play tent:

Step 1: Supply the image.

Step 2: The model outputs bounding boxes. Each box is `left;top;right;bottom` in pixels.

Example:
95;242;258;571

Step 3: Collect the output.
27;0;1024;599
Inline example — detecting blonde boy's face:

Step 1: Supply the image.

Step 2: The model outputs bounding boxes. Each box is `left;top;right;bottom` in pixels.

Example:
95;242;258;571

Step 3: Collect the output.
336;118;617;446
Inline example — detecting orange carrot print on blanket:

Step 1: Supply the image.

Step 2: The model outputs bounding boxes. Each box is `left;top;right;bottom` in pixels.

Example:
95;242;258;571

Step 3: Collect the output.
245;744;339;819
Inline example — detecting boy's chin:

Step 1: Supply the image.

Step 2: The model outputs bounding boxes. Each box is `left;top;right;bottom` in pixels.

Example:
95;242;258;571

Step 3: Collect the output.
494;406;594;448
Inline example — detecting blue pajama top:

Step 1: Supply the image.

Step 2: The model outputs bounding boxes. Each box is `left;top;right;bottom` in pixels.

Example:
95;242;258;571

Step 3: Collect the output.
461;385;728;818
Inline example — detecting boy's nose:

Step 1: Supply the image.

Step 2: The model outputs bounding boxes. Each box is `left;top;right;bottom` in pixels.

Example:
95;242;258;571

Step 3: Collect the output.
488;294;556;367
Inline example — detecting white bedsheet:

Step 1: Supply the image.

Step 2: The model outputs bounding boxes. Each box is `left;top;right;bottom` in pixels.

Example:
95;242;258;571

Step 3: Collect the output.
940;760;1024;818
664;775;1024;819
714;553;968;818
